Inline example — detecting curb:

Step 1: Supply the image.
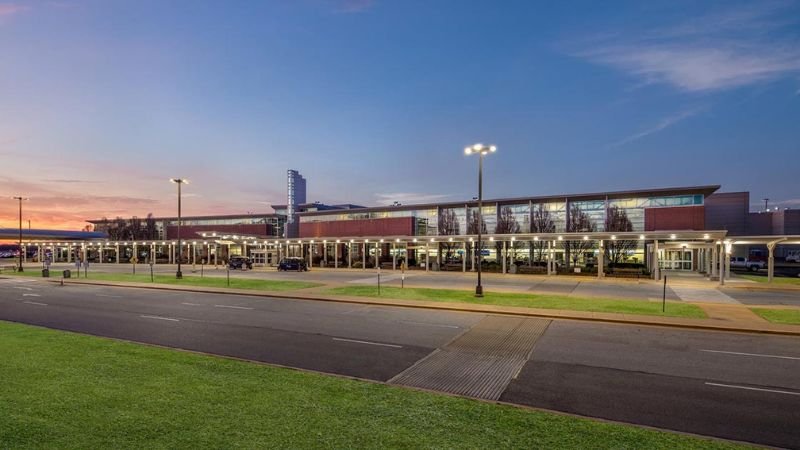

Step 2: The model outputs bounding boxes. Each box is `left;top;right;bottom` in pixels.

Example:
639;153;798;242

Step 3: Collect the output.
38;278;800;337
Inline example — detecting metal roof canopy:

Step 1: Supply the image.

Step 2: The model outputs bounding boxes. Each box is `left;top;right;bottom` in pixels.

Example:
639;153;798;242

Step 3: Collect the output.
0;229;107;241
728;236;800;245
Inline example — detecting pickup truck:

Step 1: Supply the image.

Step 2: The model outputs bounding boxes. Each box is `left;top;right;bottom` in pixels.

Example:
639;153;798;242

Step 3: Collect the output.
730;257;765;271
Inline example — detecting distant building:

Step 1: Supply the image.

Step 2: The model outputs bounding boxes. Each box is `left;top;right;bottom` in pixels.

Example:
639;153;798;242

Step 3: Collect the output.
285;169;307;238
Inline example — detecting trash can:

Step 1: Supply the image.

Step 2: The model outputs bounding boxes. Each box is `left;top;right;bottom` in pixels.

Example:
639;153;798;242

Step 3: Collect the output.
42;269;50;278
63;270;71;279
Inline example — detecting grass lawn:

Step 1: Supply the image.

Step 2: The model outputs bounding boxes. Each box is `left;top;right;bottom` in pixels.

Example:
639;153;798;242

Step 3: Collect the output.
7;270;320;292
739;274;800;285
0;321;742;449
326;286;707;318
750;308;800;325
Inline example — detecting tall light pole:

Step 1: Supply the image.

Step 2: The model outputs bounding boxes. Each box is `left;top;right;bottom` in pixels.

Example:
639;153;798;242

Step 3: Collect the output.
170;178;189;279
12;197;28;272
464;143;496;297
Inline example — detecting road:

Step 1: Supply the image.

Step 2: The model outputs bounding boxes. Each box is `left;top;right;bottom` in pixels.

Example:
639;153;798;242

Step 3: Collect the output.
1;276;798;448
15;262;800;305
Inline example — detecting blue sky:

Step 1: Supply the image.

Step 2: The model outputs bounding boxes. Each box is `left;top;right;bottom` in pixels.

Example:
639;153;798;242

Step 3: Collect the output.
1;0;799;228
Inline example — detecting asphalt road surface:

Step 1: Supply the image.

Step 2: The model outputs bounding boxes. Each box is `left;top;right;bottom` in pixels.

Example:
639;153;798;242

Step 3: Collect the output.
1;276;798;448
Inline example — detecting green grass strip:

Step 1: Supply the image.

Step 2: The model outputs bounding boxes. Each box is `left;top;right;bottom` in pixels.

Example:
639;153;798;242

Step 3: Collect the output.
0;320;743;449
7;270;320;291
327;286;707;318
740;274;800;285
750;308;800;325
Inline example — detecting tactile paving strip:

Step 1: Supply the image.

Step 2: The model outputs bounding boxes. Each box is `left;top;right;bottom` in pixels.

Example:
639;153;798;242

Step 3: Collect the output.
389;316;551;400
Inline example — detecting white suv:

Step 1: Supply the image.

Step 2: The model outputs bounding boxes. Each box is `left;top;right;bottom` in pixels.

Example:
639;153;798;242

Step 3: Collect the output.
786;250;800;263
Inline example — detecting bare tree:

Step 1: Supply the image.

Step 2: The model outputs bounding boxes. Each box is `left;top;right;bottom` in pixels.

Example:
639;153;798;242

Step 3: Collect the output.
494;206;520;256
438;209;460;262
467;208;487;267
564;204;596;268
604;206;637;265
145;213;158;240
530;204;555;262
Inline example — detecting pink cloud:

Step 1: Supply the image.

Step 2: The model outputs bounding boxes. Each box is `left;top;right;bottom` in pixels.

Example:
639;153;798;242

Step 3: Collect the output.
0;3;28;17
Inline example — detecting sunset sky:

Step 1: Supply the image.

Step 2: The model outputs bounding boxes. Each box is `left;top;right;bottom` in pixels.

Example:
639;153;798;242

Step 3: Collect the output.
1;0;799;231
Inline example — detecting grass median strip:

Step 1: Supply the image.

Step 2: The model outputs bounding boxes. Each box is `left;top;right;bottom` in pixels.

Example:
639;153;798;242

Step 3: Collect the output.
750;308;800;325
327;286;707;318
740;274;800;285
9;271;320;292
0;321;742;449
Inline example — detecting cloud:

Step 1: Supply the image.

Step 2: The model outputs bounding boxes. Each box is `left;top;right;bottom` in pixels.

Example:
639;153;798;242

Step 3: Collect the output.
573;3;800;92
0;3;27;17
374;192;452;205
605;107;703;148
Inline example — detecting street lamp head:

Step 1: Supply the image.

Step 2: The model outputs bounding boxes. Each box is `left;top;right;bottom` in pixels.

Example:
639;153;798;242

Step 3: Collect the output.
170;178;189;184
464;143;497;156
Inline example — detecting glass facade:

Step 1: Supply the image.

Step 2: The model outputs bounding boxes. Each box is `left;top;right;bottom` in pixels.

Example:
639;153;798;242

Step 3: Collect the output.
298;193;705;236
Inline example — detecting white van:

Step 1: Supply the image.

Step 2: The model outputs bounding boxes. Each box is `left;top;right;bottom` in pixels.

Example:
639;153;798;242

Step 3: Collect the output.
786;250;800;263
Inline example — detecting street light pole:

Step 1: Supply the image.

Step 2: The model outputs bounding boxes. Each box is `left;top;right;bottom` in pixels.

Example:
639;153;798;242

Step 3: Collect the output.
12;197;28;272
170;178;189;279
464;143;496;297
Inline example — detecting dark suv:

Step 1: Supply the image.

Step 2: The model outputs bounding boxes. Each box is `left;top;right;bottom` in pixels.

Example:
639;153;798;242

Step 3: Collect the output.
278;257;308;272
228;256;253;270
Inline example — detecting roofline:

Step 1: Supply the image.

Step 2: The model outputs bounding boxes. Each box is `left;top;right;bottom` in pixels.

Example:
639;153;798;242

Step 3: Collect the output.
87;212;280;224
298;185;721;217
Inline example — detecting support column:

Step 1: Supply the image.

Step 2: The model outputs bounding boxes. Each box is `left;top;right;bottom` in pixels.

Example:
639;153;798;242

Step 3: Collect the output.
425;243;430;272
392;243;397;270
324;243;328;267
502;241;507;274
711;246;718;277
362;243;366;270
718;243;725;287
597;240;604;278
334;243;339;269
767;242;776;283
653;239;660;281
462;242;466;272
471;241;475;272
348;243;352;269
725;245;731;280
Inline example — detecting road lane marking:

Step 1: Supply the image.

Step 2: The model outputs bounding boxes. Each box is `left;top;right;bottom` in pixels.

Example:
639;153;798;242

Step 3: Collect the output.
400;320;460;329
22;301;48;306
95;294;122;298
214;304;254;310
332;337;403;348
181;302;201;306
13;286;33;291
140;315;180;322
22;293;41;297
705;382;800;396
700;349;800;361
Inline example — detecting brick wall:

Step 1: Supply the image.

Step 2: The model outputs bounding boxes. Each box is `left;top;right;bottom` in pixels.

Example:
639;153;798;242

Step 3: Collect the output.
644;206;705;231
300;217;414;238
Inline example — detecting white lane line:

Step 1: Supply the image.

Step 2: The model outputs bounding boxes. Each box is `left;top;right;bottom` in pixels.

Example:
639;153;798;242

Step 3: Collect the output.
700;349;800;361
23;301;48;306
13;286;33;291
705;382;800;396
22;293;42;297
214;304;254;310
181;302;202;306
400;320;460;329
332;337;403;348
95;294;122;298
140;315;180;322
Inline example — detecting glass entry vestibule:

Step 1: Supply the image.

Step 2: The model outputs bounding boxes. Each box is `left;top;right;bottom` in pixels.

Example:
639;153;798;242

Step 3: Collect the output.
659;249;693;270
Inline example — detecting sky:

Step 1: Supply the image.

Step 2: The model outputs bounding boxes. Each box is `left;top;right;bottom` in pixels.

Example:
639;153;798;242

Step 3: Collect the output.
1;0;799;230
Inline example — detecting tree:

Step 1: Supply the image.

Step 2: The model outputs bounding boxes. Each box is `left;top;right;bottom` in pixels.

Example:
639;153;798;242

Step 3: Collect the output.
467;208;487;266
145;213;158;240
530;204;555;262
604;206;637;265
438;209;460;262
494;206;520;257
563;204;596;268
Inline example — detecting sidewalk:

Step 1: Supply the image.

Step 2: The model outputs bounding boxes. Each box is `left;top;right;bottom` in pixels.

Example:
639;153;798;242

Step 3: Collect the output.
36;277;800;337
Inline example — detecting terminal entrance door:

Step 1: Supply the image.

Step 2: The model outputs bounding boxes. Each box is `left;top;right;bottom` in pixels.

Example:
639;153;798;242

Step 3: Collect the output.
659;249;693;270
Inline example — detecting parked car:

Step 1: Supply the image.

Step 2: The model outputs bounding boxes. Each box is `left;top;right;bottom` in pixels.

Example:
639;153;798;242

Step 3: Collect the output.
278;257;308;272
730;257;765;271
228;256;253;270
786;250;800;264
